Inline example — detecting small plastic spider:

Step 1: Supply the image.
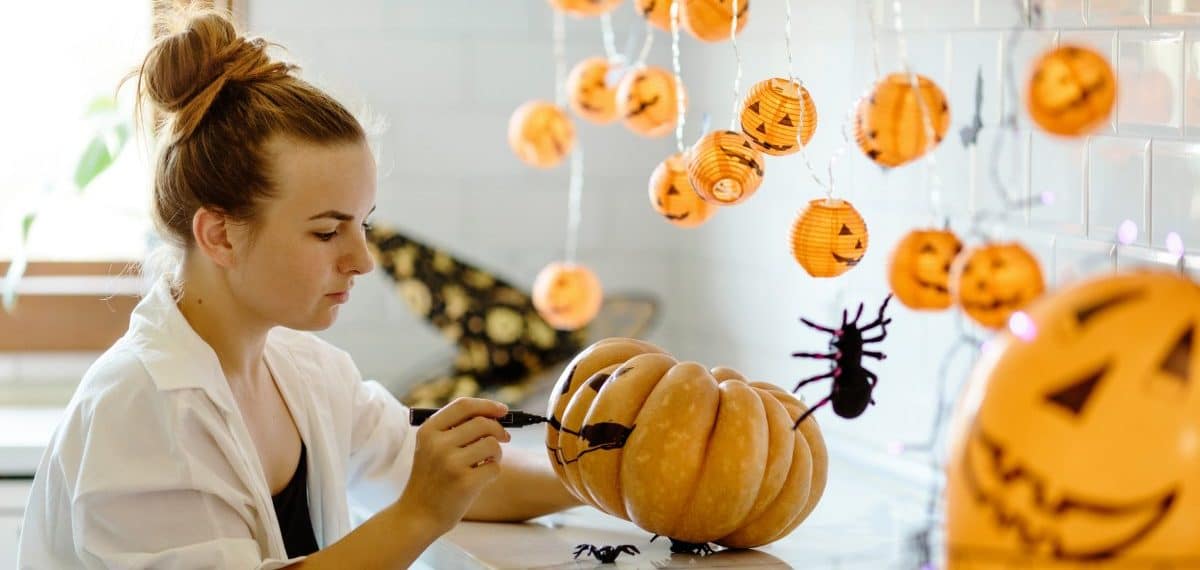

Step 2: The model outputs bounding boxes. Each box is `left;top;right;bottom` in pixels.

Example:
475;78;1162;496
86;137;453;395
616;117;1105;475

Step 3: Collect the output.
791;294;893;429
650;535;716;556
573;543;640;564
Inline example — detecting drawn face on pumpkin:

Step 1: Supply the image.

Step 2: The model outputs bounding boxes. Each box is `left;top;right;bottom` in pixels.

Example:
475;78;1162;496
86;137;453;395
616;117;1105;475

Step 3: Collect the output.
855;73;950;168
548;0;623;17
888;228;963;310
616;66;684;138
686;130;764;206
681;0;749;42
1027;44;1116;137
946;271;1200;566
790;198;868;278
532;262;603;331
951;243;1045;329
507;101;576;169
648;153;714;228
739;78;817;157
635;0;672;31
567;57;619;125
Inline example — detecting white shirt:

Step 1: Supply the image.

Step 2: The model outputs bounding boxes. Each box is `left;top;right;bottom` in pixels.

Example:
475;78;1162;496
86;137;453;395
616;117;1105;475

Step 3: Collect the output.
18;276;418;569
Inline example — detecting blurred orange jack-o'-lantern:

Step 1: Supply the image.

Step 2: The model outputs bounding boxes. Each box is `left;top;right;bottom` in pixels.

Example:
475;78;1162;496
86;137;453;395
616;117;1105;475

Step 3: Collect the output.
946;270;1200;568
548;0;623;17
888;228;963;311
740;78;817;156
508;100;576;169
567;57;620;125
950;242;1044;329
790;198;868;278
616;66;684;137
533;262;603;331
686;130;764;206
635;0;672;31
855;72;950;168
681;0;749;43
649;153;714;228
1027;44;1117;137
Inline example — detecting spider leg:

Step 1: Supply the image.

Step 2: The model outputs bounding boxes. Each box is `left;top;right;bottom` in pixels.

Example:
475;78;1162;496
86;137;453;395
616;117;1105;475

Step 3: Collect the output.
865;369;878;387
853;302;865;326
842;308;849;327
794;370;838;392
792;351;838;360
863;350;887;360
621;545;641;555
800;317;838;334
792;396;832;429
860;316;893;334
573;544;592;559
862;329;889;343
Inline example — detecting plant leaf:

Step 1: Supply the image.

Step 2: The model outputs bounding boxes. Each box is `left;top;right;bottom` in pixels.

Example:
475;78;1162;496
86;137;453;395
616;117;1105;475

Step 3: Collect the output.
20;212;35;241
74;135;114;192
85;95;117;117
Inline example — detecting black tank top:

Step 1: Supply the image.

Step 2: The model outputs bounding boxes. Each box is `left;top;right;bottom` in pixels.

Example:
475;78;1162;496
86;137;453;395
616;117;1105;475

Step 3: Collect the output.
271;443;320;558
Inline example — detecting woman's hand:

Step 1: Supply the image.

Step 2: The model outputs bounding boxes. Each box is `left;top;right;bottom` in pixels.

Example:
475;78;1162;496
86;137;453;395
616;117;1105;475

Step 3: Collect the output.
395;397;511;535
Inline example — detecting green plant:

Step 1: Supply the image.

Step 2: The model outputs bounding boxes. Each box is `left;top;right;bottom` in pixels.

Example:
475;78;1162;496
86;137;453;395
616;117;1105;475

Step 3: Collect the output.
2;95;131;312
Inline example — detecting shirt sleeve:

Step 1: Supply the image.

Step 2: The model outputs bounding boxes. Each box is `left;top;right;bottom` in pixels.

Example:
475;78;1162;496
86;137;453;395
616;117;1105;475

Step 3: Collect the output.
339;352;419;521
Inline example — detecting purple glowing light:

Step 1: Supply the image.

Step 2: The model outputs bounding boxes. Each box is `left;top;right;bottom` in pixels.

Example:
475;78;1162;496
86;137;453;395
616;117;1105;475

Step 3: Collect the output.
1167;232;1185;257
887;441;906;456
1008;311;1037;342
1117;219;1138;245
1039;191;1055;206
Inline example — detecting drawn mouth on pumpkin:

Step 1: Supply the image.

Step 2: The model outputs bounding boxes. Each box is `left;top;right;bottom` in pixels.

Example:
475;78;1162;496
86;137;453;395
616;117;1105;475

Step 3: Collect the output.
831;252;864;266
662;212;691;221
960;295;1026;312
625;95;661;117
744;132;795;152
962;422;1177;561
914;277;949;294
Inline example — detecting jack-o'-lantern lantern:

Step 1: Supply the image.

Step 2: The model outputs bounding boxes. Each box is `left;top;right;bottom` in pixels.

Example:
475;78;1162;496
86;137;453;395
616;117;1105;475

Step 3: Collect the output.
636;0;672;31
946;270;1200;568
508;100;576;169
687;130;764;206
1027;44;1117;137
546;337;828;548
888;228;963;310
548;0;623;17
790;198;868;278
740;78;817;156
616;66;685;138
532;262;603;331
855;72;950;168
567;57;619;125
649;153;714;228
950;242;1044;329
681;0;749;43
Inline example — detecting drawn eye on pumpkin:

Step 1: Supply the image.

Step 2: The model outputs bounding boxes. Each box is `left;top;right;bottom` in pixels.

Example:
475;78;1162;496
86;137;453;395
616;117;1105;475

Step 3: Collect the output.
838;224;853;236
649;153;714;228
1044;363;1106;416
616;66;685;138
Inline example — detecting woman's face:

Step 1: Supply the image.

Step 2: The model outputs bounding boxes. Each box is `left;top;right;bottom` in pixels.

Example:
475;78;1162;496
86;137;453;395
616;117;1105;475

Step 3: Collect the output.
228;137;377;331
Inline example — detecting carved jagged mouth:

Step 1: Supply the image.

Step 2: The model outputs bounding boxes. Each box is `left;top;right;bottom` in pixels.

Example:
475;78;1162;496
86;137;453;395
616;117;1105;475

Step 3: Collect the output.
962;422;1177;561
832;252;863;266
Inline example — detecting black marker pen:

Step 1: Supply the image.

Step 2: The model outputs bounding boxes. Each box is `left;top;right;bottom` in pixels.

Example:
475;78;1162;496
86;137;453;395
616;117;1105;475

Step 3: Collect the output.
408;408;549;428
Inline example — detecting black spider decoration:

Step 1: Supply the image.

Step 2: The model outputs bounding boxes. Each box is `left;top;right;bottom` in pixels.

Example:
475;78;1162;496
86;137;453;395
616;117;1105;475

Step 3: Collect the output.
573;543;640;564
791;294;893;429
650;535;716;556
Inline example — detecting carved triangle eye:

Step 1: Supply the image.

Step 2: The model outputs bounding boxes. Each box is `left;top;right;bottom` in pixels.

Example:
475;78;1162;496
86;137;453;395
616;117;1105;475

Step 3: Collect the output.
1046;363;1106;416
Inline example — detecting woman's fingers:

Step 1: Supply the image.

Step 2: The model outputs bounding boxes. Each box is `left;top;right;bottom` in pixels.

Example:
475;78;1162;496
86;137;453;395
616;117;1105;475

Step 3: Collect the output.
445;415;510;447
420;397;508;431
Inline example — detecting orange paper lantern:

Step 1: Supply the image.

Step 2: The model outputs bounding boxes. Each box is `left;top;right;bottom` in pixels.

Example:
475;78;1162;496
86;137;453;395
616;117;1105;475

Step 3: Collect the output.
950;242;1044;329
532;262;603;331
648;153;714;228
635;0;672;31
888;228;963;311
686;130;764;206
790;198;868;278
508;101;576;169
855;72;950;168
1026;44;1117;137
681;0;749;42
548;0;623;17
740;78;817;156
616;66;684;138
946;270;1200;568
567;57;619;125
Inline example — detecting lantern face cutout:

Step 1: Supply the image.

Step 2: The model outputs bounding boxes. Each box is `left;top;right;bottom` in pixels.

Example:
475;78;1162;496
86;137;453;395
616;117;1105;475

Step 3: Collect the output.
681;0;749;43
950;243;1045;329
567;57;619;125
636;0;672;31
1027;44;1116;137
616;66;684;138
740;78;817;157
855;72;950;168
790;198;868;278
545;337;829;548
548;0;623;17
888;228;963;310
532;262;603;331
508;101;576;169
686;130;765;206
649;153;714;228
945;271;1200;567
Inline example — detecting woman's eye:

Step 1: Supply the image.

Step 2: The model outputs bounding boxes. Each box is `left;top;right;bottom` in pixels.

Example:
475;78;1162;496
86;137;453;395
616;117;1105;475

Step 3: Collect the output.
314;231;338;241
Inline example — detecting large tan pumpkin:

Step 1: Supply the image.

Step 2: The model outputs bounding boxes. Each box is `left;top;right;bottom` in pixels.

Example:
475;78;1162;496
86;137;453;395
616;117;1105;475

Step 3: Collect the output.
545;338;828;547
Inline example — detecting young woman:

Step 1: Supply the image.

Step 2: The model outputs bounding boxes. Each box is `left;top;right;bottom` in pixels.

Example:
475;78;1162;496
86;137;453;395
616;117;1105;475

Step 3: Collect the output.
18;7;579;569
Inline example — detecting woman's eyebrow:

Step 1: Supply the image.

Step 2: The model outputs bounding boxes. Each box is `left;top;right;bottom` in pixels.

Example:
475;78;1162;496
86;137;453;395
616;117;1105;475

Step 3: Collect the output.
308;205;376;221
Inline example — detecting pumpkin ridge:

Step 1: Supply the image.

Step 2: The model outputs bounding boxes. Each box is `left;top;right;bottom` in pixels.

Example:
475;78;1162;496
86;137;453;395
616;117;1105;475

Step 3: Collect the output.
665;369;726;538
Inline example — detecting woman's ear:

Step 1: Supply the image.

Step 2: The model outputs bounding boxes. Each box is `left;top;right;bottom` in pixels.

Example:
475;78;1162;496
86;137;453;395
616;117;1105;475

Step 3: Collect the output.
192;207;237;268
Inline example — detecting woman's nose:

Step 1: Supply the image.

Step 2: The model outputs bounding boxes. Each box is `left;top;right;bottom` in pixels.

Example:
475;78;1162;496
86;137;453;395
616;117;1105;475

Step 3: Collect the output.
341;233;376;275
